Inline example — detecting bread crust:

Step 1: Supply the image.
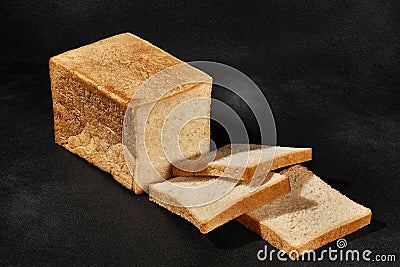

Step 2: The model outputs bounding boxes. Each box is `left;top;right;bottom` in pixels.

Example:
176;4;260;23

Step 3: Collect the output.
172;145;312;181
149;173;291;234
237;165;372;258
49;33;212;194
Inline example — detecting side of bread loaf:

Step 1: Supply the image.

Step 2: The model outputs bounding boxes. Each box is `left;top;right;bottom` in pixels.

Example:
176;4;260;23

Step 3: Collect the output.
237;165;371;257
49;59;140;191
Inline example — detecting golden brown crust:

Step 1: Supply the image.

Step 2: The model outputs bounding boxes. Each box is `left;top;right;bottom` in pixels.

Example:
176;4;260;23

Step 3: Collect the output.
50;55;140;192
50;33;181;103
50;33;210;105
49;33;211;194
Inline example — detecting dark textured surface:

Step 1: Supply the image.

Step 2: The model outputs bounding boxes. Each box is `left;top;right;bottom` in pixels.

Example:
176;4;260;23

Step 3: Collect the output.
1;1;399;266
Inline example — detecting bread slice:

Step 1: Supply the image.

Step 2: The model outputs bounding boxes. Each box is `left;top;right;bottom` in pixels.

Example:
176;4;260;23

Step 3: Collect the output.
149;172;290;234
172;144;312;181
237;165;372;257
49;33;212;193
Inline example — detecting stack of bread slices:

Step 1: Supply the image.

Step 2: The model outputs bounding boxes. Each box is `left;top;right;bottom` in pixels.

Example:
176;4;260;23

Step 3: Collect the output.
149;144;372;257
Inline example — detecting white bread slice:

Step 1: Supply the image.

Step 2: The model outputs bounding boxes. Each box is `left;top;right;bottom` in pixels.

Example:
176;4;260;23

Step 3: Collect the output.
237;165;372;257
149;172;290;234
49;33;212;193
172;144;312;181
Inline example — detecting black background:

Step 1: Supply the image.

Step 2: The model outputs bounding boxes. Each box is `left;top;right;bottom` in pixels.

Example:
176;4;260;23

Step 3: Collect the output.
1;0;399;266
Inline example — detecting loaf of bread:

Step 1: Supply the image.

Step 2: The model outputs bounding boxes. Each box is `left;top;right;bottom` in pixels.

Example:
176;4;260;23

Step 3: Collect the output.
49;33;212;193
172;144;312;181
237;165;372;257
149;172;290;233
50;33;371;256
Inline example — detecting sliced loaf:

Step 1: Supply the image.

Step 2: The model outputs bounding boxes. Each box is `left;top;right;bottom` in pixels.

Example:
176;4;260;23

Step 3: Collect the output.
172;144;312;181
49;33;212;193
149;172;290;234
237;165;372;257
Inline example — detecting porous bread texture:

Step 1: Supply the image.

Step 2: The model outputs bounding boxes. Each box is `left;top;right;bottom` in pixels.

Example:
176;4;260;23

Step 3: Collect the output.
131;84;211;191
237;165;372;257
149;172;290;234
49;33;212;194
172;144;312;181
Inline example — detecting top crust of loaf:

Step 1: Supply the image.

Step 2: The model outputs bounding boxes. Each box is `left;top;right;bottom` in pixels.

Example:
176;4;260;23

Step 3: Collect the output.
50;33;211;106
